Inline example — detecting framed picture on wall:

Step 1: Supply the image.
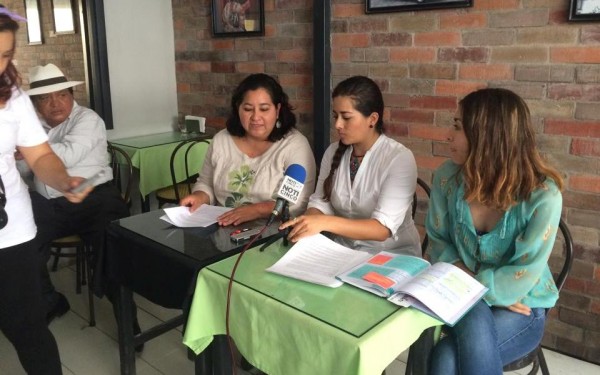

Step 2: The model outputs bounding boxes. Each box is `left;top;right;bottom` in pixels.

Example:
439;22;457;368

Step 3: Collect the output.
366;0;473;14
51;0;76;34
23;0;43;45
212;0;265;37
569;0;600;21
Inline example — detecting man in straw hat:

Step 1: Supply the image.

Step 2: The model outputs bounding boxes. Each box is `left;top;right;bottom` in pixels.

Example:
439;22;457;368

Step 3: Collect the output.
24;63;129;323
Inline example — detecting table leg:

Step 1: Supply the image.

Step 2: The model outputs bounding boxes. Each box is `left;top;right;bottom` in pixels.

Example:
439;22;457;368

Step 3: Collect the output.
141;195;150;213
193;347;212;375
212;335;234;375
116;285;136;375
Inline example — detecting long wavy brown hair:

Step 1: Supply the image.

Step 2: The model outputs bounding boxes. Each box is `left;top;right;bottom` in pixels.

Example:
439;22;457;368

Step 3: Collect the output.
459;88;563;210
0;6;20;104
322;76;384;201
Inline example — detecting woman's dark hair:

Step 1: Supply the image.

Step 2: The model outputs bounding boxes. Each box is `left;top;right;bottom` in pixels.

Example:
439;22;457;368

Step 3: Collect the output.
323;76;385;200
0;5;20;103
226;73;296;142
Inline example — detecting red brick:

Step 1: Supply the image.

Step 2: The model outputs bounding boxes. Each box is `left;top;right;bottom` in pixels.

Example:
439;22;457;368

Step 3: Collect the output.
569;175;600;194
552;47;600;64
177;82;190;93
436;80;486;96
390;109;434;124
415;155;447;171
390;48;436;63
332;4;364;18
459;64;513;80
212;39;234;50
564;277;587;294
474;0;520;10
545;119;600;138
409;125;448;141
385;123;409;137
332;48;350;63
440;13;487;29
236;62;265;73
371;33;412;47
410;96;457;110
438;47;489;63
332;33;370;48
211;62;235;73
276;49;310;63
548;84;600;101
570;139;600;157
415;32;461;47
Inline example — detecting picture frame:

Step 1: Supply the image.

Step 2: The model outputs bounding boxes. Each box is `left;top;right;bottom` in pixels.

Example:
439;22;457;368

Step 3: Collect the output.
569;0;600;21
366;0;473;14
23;0;43;45
212;0;265;37
51;0;76;34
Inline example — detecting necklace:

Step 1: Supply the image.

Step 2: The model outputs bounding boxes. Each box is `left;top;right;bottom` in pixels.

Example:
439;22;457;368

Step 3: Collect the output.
349;153;364;182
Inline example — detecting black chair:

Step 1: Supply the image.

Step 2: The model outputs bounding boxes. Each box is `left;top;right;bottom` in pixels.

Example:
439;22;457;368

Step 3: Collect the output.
155;139;210;208
501;218;573;375
49;143;133;326
404;218;574;375
412;177;431;253
108;143;134;205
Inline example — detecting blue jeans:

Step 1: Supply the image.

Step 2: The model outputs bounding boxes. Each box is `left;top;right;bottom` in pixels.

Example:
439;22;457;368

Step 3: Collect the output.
429;300;546;375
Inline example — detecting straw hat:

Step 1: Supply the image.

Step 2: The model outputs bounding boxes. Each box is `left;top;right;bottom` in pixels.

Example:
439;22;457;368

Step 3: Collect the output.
26;64;83;96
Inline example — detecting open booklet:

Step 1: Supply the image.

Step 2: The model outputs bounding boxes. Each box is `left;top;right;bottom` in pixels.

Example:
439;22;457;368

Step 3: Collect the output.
266;234;488;326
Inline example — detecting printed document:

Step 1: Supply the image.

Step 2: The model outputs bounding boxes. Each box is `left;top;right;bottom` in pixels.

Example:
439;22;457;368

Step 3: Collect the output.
160;205;231;227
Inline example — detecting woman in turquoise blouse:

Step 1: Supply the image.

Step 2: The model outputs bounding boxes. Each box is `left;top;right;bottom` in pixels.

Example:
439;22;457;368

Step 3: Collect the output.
427;88;563;375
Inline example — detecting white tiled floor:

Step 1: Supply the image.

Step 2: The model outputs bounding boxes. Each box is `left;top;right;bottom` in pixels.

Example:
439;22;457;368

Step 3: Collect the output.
1;263;599;375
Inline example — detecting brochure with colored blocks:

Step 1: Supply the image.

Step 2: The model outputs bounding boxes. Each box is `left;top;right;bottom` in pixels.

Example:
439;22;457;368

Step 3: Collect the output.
266;234;487;326
337;252;488;326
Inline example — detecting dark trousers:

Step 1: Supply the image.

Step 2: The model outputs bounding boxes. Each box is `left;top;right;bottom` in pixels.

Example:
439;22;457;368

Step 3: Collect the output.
0;239;62;375
30;183;130;312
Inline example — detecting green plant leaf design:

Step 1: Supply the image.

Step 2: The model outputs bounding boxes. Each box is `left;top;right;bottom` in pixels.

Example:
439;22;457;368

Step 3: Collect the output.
228;165;255;194
224;192;251;208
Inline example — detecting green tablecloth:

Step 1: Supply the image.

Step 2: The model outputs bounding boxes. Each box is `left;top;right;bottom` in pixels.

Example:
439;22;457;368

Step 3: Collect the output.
183;241;442;375
110;132;210;198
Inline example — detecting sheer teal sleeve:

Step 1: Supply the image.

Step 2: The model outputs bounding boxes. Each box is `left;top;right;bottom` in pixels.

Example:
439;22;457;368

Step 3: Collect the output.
477;181;562;306
426;162;461;264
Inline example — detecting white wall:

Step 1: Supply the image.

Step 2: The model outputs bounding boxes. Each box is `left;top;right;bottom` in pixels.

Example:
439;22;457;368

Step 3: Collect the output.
104;0;178;139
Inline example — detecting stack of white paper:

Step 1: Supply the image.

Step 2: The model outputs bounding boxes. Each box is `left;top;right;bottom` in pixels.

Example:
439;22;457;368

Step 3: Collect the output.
160;205;231;227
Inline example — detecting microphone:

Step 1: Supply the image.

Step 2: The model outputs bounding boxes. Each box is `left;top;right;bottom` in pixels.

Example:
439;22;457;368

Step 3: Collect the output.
266;164;306;226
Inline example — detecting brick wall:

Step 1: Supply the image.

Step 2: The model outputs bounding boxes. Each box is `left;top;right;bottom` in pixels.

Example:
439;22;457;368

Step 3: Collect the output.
172;0;315;140
328;0;600;363
8;0;88;106
177;0;598;364
332;0;600;363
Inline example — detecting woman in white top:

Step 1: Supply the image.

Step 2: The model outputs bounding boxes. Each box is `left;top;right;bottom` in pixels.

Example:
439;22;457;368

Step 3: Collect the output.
281;76;421;256
181;73;316;226
0;6;90;374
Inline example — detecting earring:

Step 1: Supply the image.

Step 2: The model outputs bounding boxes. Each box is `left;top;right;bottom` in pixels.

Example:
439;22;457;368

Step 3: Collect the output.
276;119;281;129
369;124;374;128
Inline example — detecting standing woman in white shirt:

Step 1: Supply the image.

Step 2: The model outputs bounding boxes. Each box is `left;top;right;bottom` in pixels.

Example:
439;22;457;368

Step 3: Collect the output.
281;76;421;256
0;6;90;374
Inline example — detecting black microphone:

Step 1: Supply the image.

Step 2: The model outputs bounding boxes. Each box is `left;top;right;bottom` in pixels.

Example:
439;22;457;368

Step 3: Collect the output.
266;164;307;226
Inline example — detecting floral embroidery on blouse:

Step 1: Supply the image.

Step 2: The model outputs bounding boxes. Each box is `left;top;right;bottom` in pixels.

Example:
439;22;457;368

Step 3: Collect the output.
514;269;527;279
228;165;255;193
425;160;563;308
543;226;553;241
225;165;255;207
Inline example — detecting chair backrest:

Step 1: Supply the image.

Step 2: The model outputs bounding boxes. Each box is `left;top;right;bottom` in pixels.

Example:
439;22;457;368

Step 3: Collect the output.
169;139;211;202
555;218;574;292
412;177;431;255
107;143;133;204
